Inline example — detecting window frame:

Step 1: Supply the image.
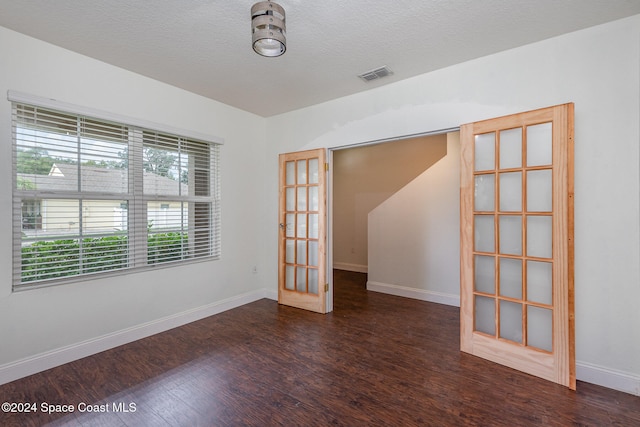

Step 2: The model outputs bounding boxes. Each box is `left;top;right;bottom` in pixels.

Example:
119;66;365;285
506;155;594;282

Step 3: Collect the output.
10;91;223;291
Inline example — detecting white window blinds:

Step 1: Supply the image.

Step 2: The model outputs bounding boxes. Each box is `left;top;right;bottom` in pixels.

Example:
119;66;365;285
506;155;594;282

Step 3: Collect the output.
12;100;221;290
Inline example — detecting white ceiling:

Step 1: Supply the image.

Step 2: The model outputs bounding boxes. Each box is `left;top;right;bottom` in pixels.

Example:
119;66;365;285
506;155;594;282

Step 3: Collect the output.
1;1;639;117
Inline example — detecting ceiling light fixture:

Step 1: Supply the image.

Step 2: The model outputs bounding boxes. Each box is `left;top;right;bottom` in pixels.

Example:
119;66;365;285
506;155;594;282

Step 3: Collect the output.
251;1;286;57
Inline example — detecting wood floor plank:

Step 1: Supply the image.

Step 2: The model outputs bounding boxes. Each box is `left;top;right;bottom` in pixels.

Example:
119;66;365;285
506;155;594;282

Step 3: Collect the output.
0;270;638;426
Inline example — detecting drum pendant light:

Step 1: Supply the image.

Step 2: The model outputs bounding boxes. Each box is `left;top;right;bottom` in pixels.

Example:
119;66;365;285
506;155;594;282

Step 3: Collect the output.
251;1;286;57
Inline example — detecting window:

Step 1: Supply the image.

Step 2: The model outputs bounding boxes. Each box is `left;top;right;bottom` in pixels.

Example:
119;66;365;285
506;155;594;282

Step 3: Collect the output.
12;100;221;290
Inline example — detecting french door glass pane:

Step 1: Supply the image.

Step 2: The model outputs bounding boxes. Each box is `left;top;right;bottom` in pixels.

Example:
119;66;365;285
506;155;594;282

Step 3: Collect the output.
297;214;307;238
527;260;553;305
499;127;522;169
500;300;523;343
285;265;295;290
527;122;553;166
499;172;522;212
474;133;495;171
309;159;319;184
474;174;495;212
499;257;522;299
309;186;319;211
309;214;319;239
286;161;295;185
296;267;307;292
286;187;295;211
474;255;495;294
308;268;319;294
475;295;495;335
285;239;295;264
528;306;553;352
297;160;307;184
296;240;307;264
297;187;307;211
285;214;295;237
527;169;552;212
527;216;552;258
474;215;495;253
499;215;522;255
309;241;319;266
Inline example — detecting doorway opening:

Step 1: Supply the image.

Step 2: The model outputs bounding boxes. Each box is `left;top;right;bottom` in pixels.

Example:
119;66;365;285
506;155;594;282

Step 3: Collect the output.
328;129;461;312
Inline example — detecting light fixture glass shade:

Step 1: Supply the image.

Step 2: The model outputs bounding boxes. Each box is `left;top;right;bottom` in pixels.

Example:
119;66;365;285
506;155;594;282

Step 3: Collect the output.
251;1;286;57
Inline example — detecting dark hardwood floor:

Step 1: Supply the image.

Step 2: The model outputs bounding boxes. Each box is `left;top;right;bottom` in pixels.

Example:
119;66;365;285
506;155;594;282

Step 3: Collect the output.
1;270;638;426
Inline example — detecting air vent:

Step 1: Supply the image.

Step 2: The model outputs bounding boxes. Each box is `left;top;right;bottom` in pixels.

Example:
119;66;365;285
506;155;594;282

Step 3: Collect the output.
358;66;394;82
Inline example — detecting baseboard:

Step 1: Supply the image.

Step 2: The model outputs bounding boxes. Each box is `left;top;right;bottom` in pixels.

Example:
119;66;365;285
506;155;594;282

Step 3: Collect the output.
576;361;640;396
367;280;460;307
0;289;269;386
334;263;368;273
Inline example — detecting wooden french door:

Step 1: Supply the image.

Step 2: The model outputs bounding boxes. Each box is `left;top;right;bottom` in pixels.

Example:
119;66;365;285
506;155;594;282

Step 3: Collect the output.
278;149;327;313
460;104;575;389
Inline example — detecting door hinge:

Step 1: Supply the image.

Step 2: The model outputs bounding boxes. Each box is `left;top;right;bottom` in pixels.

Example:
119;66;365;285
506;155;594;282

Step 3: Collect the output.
325;162;329;171
325;283;329;292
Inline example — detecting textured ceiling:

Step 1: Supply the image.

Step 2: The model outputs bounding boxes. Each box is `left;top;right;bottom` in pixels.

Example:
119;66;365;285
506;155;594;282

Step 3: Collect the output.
1;1;639;117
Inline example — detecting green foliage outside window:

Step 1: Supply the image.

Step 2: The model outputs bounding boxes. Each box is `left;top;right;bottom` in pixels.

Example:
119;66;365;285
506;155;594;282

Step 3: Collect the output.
21;232;187;282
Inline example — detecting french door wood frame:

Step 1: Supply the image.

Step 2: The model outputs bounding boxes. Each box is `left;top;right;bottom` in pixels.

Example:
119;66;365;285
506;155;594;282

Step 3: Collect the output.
278;149;327;314
460;104;575;389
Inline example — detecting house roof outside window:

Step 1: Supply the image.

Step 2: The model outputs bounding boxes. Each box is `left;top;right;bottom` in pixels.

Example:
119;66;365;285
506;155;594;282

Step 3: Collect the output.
18;163;189;195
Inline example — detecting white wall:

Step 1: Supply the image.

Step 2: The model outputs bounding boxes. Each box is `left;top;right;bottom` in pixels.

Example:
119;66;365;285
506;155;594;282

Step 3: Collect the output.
265;15;640;395
368;133;460;307
0;27;270;383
